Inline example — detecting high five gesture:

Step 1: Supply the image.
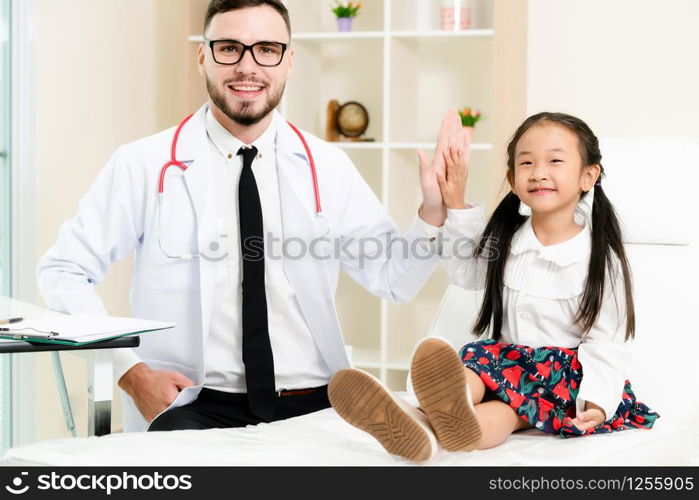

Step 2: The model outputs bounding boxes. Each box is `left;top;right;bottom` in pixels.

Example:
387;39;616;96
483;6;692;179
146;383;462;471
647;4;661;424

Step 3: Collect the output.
418;109;472;224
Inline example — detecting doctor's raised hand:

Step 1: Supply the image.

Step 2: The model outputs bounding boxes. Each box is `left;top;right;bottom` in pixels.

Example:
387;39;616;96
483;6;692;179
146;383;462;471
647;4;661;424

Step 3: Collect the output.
418;109;472;224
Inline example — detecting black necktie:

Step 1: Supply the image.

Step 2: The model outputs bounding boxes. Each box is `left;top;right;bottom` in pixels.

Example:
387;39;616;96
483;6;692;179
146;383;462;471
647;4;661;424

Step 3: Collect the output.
237;146;276;420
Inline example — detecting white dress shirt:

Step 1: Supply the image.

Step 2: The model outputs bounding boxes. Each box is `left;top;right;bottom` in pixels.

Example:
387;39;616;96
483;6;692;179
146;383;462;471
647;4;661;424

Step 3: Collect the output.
203;110;331;392
444;205;632;421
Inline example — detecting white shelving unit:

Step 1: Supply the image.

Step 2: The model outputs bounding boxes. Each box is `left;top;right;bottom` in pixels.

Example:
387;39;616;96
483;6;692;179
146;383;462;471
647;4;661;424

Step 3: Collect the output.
190;30;495;42
188;0;498;390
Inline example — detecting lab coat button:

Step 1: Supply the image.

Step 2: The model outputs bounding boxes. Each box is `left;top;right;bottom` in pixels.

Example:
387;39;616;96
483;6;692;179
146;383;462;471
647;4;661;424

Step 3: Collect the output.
227;153;233;160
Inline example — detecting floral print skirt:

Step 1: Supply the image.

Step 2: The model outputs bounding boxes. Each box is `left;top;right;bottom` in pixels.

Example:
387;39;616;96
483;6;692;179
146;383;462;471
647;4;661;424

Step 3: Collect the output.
459;339;659;437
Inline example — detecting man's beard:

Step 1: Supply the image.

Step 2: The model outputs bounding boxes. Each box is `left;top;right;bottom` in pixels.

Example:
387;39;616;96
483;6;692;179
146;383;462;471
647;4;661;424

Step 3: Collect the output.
207;76;285;127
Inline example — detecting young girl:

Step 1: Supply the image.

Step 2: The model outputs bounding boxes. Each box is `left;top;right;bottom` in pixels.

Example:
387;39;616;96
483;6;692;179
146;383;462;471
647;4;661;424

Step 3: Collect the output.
328;112;659;462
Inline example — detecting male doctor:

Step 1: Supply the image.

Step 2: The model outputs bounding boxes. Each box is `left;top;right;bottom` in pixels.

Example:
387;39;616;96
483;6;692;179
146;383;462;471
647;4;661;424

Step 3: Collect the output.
38;0;469;432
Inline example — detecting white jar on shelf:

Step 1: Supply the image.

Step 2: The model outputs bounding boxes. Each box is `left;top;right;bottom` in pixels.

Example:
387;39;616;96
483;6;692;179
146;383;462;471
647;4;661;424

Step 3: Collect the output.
440;0;471;31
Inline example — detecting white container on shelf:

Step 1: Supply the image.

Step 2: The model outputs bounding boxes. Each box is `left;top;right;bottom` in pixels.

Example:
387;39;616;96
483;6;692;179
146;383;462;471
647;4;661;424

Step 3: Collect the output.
440;0;471;31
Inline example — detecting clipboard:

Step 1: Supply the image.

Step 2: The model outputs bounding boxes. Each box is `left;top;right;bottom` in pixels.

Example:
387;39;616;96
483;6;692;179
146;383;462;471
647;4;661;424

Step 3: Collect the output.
0;314;175;346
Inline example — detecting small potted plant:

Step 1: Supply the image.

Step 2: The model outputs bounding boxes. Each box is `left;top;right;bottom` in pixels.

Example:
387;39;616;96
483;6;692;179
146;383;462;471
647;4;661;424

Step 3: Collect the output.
458;107;481;141
332;1;362;32
458;107;482;127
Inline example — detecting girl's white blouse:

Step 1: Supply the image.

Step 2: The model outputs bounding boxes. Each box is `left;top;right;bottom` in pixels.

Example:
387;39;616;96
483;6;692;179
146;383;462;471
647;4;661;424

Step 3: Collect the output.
444;205;632;421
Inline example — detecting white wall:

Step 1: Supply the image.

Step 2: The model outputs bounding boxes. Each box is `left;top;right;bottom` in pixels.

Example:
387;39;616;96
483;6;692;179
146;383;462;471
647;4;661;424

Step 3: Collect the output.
526;0;699;137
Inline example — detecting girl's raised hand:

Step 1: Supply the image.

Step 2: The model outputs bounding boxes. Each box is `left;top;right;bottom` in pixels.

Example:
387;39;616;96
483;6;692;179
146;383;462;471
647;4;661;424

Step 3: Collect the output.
436;125;471;209
418;110;459;225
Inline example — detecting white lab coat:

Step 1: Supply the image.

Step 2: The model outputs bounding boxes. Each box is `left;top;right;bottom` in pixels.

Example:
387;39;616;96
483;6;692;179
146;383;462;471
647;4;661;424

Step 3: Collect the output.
37;104;440;432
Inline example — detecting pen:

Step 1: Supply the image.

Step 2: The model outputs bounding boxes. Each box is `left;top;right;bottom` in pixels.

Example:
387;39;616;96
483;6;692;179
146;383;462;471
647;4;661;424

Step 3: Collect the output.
0;317;24;325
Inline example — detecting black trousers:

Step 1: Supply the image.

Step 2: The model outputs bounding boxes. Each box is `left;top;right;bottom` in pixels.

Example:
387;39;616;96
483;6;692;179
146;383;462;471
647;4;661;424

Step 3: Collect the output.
148;387;330;432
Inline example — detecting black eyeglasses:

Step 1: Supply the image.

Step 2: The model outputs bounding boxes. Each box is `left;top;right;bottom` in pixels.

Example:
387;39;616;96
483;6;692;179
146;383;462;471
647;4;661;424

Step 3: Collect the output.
205;38;288;67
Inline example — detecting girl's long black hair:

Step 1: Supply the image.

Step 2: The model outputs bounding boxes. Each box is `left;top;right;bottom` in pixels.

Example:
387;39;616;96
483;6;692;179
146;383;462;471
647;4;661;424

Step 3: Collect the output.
472;112;635;340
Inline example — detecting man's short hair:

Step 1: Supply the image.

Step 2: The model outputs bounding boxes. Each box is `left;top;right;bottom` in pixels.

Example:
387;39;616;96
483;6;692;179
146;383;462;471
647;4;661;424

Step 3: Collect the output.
204;0;291;37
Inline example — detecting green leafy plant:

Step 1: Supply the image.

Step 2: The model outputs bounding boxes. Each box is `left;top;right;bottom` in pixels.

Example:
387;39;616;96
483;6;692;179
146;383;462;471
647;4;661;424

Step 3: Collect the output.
331;1;362;18
458;107;482;127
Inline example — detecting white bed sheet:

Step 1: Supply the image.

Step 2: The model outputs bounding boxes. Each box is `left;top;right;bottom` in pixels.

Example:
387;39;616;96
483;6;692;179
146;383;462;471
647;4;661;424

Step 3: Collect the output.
2;407;696;467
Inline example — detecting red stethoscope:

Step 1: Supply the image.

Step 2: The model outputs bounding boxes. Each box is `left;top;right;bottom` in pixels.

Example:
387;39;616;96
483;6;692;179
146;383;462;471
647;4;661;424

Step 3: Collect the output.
157;113;323;260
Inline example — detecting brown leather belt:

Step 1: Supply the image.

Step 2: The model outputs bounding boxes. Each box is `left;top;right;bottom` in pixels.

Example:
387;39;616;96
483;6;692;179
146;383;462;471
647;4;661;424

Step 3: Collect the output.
277;385;328;397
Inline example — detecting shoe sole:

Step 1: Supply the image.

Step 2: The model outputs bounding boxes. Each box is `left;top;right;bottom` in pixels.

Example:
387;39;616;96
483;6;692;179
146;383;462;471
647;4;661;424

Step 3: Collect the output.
411;338;482;451
329;369;434;462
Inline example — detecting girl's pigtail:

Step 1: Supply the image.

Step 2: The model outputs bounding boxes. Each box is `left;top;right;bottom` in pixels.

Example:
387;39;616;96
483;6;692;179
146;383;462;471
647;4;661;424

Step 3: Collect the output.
472;192;526;340
576;184;636;339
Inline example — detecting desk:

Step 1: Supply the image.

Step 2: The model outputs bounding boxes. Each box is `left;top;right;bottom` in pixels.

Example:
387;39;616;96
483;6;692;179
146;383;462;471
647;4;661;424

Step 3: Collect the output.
0;337;139;436
1;296;139;437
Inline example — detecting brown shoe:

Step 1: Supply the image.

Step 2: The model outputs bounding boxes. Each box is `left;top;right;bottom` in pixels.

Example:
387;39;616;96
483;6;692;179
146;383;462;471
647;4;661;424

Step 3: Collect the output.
410;337;482;451
329;368;437;462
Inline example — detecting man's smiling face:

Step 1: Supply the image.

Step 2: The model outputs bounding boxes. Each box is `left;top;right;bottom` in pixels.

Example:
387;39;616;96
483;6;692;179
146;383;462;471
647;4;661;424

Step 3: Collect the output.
198;5;293;126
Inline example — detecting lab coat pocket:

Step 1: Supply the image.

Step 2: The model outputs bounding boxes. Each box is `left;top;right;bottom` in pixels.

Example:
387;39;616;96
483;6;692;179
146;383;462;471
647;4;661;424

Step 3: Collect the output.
142;358;202;429
146;385;202;430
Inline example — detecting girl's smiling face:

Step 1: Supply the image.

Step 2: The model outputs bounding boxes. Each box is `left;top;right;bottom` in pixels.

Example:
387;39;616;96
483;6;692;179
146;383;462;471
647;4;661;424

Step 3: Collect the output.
509;122;600;217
